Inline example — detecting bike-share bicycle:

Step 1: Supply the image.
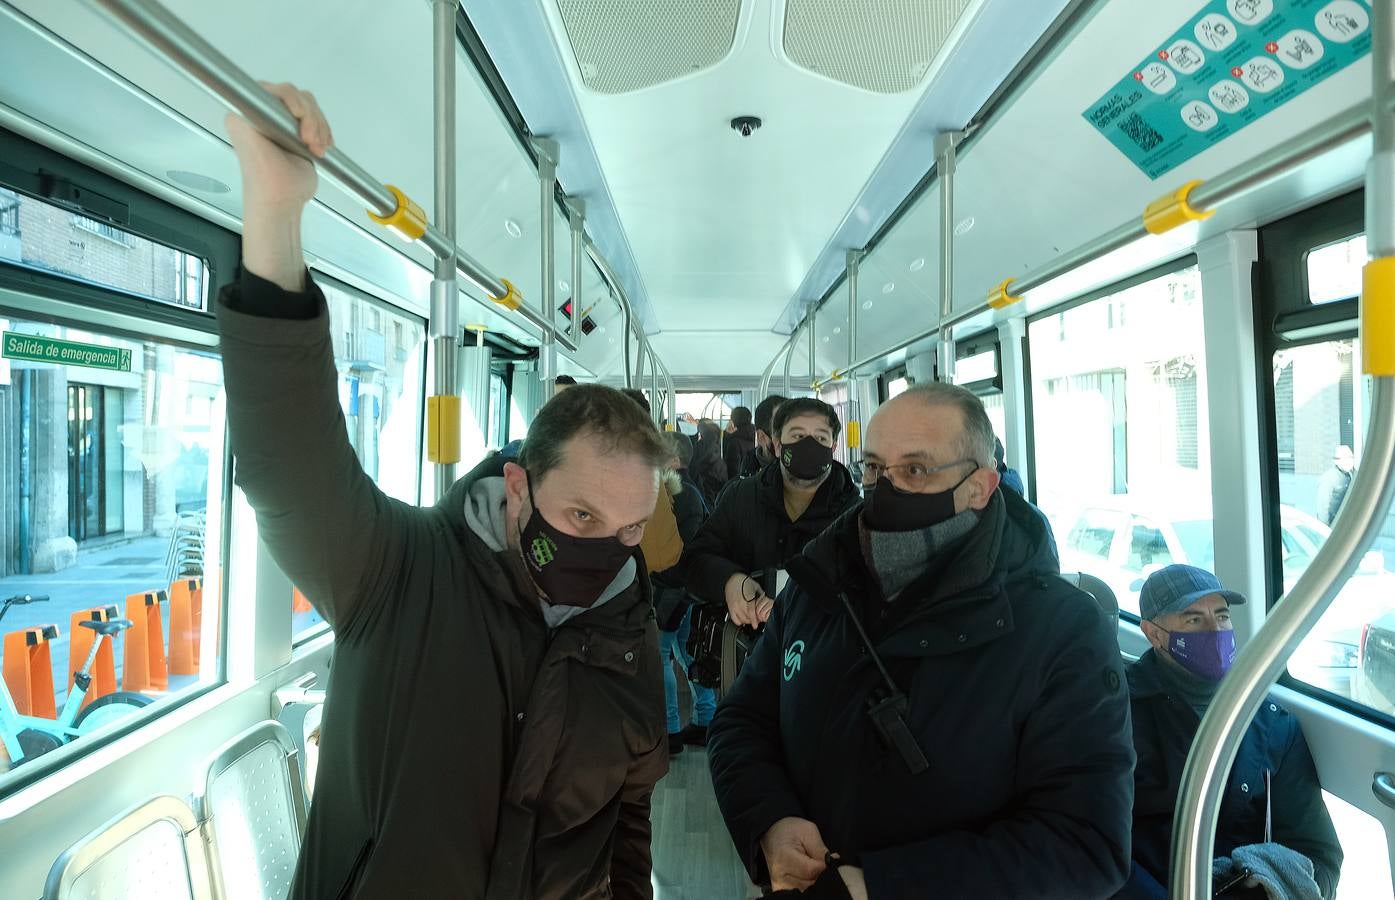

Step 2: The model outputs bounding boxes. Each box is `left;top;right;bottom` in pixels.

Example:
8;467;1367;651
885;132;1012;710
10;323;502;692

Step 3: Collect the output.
0;593;152;767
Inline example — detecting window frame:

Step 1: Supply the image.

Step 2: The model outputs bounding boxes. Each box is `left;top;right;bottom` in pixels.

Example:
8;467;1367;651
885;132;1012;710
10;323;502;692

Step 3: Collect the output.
1254;187;1395;725
0;133;239;798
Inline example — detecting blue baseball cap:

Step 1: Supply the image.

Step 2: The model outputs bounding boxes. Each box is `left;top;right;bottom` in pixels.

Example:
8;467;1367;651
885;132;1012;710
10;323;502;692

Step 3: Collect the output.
1140;564;1246;621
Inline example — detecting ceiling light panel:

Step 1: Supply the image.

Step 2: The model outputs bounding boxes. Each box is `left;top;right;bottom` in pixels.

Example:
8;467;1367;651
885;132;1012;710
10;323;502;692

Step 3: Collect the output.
556;0;741;94
782;0;974;94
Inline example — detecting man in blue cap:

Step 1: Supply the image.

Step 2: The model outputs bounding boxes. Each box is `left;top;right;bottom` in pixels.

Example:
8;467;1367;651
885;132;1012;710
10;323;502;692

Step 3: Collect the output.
1121;564;1343;899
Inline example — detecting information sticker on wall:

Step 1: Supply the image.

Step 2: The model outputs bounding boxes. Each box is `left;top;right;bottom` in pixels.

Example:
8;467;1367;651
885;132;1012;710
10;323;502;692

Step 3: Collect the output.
1083;0;1371;179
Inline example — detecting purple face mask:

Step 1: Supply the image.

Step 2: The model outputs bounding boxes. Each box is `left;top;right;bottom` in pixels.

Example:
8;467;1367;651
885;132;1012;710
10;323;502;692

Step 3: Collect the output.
1165;628;1237;682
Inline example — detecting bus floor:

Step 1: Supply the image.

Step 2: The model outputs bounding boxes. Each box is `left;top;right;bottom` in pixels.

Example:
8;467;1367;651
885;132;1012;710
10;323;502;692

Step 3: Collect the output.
651;671;761;899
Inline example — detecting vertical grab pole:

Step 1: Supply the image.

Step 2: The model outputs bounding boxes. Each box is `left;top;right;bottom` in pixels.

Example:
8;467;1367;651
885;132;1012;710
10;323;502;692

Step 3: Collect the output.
536;138;560;404
784;316;803;395
569;199;586;349
429;0;459;499
846;249;863;453
935;130;963;384
649;337;661;426
808;313;818;390
1170;1;1395;894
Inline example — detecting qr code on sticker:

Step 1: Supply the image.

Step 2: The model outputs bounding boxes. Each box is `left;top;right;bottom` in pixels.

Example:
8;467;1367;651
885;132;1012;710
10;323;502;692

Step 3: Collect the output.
1120;112;1163;152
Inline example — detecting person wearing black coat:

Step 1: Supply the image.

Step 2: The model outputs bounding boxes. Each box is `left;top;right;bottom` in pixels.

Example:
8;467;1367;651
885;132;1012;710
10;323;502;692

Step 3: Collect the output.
686;398;862;628
707;383;1133;899
740;393;788;477
1121;565;1342;900
725;405;758;478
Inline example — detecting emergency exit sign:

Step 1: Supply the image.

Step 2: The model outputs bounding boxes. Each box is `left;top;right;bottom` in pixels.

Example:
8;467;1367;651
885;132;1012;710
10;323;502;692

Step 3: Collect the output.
2;331;133;372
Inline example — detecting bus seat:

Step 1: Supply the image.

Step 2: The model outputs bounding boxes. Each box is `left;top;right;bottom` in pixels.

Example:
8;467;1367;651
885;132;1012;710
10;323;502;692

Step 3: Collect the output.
43;795;213;900
1061;572;1120;638
194;720;306;900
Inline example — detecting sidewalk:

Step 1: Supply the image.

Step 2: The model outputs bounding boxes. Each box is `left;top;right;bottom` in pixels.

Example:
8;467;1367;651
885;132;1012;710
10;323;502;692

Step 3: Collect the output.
0;533;197;709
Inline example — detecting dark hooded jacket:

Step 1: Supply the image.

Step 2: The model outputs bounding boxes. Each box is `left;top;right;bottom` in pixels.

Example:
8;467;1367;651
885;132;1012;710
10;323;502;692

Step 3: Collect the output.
217;270;667;900
707;489;1135;899
1126;651;1342;898
724;424;757;479
685;459;861;604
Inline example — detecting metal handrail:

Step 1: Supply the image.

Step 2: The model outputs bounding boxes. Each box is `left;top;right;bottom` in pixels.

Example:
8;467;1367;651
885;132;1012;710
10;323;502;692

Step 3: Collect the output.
87;0;584;353
1170;0;1395;894
759;326;802;400
800;91;1395;391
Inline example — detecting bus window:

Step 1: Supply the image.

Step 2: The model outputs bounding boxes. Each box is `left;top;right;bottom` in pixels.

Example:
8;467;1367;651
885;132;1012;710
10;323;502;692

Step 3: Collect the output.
0;312;226;784
292;277;425;645
1272;339;1394;711
1029;265;1210;616
1306;234;1366;305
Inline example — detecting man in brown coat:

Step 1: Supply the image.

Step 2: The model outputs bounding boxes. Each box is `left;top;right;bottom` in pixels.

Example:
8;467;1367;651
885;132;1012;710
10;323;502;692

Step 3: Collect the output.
220;82;668;899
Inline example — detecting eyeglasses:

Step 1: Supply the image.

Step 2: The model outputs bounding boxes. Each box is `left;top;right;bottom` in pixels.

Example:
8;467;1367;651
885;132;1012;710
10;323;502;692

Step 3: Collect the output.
862;458;977;492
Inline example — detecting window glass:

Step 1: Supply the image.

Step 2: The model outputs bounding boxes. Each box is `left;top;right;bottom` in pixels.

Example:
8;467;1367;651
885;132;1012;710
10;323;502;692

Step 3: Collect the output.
292;279;425;643
0;313;224;783
0;188;209;311
1030;266;1210;615
1272;339;1395;709
1307;234;1366;305
885;376;910;400
1066;508;1121;562
675;391;741;428
488;372;507;450
981;393;1006;447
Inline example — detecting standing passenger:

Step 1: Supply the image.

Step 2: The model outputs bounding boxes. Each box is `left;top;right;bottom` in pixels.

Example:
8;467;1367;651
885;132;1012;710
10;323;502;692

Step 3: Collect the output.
686;398;860;628
1315;445;1356;525
707;383;1134;898
740;394;788;476
725;405;757;478
219;85;667;899
692;419;729;508
624;389;683;574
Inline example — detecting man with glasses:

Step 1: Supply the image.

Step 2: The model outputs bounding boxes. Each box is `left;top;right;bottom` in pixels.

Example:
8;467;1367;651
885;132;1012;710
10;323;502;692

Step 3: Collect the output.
707;382;1134;899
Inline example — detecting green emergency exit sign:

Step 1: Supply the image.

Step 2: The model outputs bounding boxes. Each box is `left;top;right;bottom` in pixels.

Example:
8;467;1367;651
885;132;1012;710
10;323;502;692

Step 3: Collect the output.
2;332;132;372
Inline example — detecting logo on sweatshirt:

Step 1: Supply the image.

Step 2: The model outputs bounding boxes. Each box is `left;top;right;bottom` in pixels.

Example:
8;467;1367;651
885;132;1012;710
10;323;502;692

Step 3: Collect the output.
783;640;805;682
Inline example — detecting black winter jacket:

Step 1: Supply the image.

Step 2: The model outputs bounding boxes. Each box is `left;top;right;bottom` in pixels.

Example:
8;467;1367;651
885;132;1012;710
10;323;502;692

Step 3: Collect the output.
685;461;861;604
707;489;1135;899
654;472;709;631
1126;651;1342;898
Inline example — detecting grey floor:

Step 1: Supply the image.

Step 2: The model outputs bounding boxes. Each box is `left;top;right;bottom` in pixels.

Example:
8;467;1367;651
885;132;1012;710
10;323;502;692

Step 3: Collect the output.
650;664;762;900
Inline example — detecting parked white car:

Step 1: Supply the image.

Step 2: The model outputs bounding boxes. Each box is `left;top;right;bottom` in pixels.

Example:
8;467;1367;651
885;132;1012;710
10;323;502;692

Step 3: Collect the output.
1055;498;1394;698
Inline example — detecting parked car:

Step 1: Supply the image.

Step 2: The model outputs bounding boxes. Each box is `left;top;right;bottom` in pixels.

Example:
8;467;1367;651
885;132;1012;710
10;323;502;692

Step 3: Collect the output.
1355;612;1395;716
1056;498;1394;697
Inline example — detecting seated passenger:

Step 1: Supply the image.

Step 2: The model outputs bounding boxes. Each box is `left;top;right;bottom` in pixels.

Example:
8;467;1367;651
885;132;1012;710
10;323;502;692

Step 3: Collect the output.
686;397;861;628
707;383;1134;899
1123;565;1342;900
219;86;667;898
653;432;717;754
739;393;788;477
725;405;757;478
993;436;1025;496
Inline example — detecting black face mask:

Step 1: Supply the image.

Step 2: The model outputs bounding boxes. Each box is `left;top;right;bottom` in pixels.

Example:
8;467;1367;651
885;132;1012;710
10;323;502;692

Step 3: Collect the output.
779;436;834;481
519;472;634;608
862;469;977;532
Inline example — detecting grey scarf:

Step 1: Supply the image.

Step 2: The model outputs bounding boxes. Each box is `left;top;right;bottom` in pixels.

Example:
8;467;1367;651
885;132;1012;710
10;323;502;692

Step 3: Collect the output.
862;510;980;601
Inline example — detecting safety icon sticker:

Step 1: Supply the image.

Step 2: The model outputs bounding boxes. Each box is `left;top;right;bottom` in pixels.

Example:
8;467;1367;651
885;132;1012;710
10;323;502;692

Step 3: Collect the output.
1083;0;1370;179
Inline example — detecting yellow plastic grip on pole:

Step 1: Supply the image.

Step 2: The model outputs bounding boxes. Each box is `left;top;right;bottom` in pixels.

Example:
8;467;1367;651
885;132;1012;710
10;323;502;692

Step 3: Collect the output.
987;278;1022;309
846;421;861;449
427;395;461;464
1363;256;1395;376
665;423;676;432
489;278;522;311
1142;180;1215;235
366;185;427;241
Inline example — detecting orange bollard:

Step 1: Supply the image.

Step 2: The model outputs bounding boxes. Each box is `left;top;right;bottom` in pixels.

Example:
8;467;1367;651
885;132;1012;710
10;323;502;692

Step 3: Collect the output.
3;624;58;719
123;590;169;693
167;578;203;676
68;606;120;710
292;587;312;614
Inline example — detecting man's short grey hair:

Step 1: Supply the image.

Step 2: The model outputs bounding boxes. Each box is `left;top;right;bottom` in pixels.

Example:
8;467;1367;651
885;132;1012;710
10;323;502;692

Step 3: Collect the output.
899;382;997;468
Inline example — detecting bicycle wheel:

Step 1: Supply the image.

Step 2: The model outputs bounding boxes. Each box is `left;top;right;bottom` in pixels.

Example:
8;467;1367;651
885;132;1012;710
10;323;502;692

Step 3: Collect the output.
15;728;63;765
73;691;154;733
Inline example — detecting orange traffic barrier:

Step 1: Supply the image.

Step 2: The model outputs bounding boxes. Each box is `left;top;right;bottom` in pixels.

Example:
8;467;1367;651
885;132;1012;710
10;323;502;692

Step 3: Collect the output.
123;590;168;693
168;578;203;676
292;587;312;614
68;605;120;710
3;624;58;718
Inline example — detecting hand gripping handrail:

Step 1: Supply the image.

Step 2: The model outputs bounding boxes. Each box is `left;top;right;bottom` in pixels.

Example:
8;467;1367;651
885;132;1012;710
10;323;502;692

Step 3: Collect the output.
1170;0;1395;894
87;0;583;352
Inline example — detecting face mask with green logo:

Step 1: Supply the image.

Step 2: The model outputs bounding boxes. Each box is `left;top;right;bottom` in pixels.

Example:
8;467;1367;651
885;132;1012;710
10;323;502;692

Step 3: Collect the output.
519;470;635;608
